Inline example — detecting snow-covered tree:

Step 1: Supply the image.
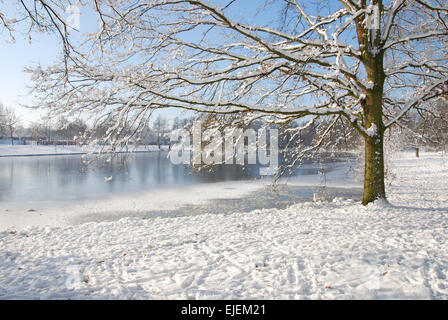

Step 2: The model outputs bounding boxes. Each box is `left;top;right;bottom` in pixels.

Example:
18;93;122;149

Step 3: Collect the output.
22;0;448;204
0;103;6;136
0;104;21;145
153;115;169;148
415;100;448;148
52;116;87;141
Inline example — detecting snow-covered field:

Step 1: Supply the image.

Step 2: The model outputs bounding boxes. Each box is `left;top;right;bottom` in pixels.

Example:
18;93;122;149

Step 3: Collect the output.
0;145;169;157
0;152;447;299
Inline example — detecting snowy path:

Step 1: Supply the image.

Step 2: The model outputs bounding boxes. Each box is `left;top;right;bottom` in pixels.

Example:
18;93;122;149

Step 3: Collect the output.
0;153;447;299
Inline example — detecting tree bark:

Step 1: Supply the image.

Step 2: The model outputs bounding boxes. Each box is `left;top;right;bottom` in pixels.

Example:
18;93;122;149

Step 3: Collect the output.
362;133;386;205
353;0;388;205
361;50;386;204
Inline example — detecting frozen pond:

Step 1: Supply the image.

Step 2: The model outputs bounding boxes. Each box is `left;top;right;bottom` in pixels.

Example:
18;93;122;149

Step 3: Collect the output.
0;152;259;201
0;152;353;202
0;152;362;228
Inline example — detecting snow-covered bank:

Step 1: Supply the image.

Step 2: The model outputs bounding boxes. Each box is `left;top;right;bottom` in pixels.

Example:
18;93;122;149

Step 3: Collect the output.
0;145;169;157
0;152;447;299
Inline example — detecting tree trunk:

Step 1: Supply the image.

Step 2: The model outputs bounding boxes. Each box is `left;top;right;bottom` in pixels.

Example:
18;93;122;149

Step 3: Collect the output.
10;125;13;146
362;132;386;205
353;0;387;205
362;87;387;205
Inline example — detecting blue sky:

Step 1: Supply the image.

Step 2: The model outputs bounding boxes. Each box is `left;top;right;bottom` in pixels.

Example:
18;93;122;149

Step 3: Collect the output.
0;20;59;125
0;1;89;126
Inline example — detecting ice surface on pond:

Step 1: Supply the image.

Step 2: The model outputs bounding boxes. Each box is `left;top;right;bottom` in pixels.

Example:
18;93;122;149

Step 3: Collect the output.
0;152;359;229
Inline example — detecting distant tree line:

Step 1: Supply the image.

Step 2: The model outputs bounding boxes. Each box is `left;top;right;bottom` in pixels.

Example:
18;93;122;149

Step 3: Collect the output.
1;102;447;151
0;103;21;144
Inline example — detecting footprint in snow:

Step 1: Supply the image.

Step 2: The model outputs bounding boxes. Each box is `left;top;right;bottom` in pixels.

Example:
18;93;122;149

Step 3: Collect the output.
174;274;195;289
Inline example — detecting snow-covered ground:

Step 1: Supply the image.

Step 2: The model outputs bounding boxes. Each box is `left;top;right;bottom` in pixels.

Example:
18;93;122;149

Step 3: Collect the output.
0;152;447;299
0;145;169;157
